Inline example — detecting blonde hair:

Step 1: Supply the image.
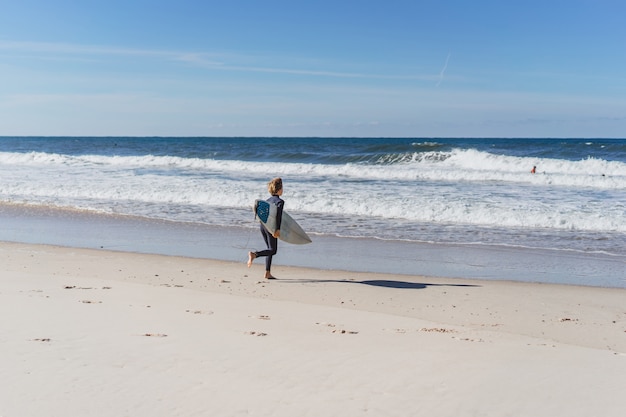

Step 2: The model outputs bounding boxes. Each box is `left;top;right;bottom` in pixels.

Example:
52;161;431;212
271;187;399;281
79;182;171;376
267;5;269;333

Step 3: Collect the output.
268;177;283;195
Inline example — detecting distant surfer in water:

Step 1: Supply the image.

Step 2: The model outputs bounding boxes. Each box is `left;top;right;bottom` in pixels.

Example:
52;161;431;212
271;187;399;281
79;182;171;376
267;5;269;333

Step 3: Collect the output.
531;166;536;174
248;177;284;279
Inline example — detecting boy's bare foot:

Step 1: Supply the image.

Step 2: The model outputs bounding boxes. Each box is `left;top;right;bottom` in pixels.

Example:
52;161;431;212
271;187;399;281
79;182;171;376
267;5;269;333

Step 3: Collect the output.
247;252;256;268
264;273;276;280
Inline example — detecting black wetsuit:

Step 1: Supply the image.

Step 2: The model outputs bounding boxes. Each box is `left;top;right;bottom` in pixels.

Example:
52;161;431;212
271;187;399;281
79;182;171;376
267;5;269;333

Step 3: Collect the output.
255;195;284;271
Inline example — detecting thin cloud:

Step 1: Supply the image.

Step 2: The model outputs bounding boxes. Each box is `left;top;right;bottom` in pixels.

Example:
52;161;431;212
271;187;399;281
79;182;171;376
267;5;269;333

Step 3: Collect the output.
183;58;428;80
0;40;433;81
0;40;173;58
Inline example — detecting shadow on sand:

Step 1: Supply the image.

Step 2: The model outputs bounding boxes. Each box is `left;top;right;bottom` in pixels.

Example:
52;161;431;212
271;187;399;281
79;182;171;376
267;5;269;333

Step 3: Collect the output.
279;278;480;290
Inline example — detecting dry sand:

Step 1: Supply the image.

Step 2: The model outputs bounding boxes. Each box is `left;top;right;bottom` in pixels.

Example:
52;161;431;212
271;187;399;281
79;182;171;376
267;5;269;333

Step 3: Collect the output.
1;241;625;416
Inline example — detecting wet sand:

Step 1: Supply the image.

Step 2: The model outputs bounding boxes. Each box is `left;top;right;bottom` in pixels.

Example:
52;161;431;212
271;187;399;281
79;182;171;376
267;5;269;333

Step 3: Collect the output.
1;202;624;287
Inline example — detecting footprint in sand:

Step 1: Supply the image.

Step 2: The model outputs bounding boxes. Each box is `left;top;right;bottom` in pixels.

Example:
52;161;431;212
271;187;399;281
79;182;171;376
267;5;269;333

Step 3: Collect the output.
185;309;214;315
332;329;359;335
64;286;101;290
419;327;457;333
453;337;485;343
316;322;358;334
390;328;408;334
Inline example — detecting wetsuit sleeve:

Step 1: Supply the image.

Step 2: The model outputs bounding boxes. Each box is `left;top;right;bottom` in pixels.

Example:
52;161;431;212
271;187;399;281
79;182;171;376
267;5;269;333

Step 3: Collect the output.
275;200;284;230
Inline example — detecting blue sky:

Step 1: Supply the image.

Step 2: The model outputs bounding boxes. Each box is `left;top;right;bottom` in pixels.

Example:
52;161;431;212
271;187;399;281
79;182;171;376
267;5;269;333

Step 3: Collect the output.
0;0;625;137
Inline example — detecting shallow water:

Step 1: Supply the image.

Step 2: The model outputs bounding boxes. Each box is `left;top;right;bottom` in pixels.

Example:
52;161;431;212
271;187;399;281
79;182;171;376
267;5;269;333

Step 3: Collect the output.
1;204;623;288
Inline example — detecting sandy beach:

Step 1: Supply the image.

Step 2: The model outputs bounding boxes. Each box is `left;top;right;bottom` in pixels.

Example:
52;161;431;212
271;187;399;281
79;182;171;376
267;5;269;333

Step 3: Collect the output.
1;241;625;417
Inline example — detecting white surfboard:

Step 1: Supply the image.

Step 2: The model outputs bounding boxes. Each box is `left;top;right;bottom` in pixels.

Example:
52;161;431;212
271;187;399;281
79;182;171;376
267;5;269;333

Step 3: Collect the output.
254;199;312;245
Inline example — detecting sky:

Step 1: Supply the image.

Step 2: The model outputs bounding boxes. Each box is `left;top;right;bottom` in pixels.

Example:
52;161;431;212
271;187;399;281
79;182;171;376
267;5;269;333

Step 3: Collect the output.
0;0;625;138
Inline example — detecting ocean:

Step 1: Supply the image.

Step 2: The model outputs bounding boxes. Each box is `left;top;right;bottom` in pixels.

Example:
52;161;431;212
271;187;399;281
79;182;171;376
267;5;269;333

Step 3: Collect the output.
1;137;625;286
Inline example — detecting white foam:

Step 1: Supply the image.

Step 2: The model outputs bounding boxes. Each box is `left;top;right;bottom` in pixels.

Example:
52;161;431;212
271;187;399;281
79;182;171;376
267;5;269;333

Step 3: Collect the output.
1;149;625;235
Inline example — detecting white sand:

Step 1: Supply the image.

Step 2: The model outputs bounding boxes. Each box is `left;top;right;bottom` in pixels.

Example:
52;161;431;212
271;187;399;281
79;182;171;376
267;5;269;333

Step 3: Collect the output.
1;242;625;417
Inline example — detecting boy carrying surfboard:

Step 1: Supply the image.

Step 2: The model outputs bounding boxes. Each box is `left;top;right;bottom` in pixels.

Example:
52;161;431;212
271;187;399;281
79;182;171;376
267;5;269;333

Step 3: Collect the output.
248;178;284;279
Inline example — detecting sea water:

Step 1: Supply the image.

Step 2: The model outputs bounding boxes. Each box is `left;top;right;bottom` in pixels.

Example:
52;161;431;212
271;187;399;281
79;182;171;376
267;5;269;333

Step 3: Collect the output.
0;137;625;284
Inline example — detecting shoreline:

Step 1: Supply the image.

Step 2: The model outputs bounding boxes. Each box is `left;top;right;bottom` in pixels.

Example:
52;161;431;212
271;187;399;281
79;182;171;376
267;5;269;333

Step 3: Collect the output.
1;202;625;288
1;240;625;416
